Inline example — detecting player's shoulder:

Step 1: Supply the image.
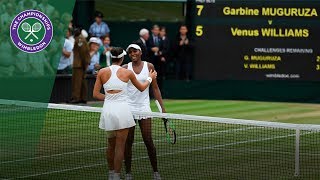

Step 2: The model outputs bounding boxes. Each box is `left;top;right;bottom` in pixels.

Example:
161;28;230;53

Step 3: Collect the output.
118;66;132;74
146;62;155;70
122;63;129;69
98;67;110;74
96;67;110;78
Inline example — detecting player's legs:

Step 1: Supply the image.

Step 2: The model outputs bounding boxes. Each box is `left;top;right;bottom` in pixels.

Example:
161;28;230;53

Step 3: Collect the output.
138;118;158;172
114;128;129;173
107;134;116;179
124;126;136;174
107;135;116;170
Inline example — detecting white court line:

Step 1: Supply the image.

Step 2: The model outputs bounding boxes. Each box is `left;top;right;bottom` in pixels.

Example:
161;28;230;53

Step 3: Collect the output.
219;148;320;156
14;131;314;179
0;127;256;165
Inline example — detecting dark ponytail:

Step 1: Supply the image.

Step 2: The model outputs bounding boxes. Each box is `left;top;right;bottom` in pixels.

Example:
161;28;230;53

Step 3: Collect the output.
110;47;125;63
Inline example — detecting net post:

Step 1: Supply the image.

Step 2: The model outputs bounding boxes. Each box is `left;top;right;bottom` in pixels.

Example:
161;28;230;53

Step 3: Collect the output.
294;129;300;177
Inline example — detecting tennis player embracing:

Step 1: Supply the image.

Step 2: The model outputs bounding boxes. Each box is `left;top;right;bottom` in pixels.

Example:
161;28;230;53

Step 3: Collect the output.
123;44;166;180
93;47;157;180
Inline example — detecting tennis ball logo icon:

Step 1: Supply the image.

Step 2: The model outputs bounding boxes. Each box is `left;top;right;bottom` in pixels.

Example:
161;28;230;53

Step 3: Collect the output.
10;10;53;53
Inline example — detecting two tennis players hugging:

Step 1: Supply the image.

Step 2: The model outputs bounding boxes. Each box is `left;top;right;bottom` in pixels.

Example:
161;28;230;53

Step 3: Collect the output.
93;43;165;180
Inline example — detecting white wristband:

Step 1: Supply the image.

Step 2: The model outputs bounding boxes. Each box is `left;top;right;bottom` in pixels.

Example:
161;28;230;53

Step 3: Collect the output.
147;77;152;83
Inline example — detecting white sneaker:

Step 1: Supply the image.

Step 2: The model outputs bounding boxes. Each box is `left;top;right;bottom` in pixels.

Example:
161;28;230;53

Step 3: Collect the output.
125;173;133;180
153;172;161;180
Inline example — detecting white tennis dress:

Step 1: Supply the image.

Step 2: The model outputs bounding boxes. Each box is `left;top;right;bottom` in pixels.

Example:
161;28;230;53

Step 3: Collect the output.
99;65;136;131
127;61;152;119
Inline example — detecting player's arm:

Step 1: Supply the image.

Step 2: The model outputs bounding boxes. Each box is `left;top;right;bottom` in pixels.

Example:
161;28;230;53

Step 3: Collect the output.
128;69;156;92
93;70;105;101
148;63;166;113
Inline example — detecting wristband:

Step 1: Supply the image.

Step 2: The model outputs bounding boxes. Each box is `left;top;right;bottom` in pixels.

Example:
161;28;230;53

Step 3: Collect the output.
147;77;152;83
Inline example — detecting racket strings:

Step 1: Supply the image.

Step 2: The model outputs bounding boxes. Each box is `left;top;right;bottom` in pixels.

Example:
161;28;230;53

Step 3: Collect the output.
22;22;42;40
21;23;31;32
32;23;42;32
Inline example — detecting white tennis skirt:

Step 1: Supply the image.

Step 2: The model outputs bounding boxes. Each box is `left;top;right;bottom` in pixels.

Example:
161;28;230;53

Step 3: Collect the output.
129;103;152;120
99;101;136;131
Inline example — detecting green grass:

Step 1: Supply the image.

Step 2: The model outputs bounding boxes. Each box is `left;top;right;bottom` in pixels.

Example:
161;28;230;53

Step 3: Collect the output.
1;100;320;179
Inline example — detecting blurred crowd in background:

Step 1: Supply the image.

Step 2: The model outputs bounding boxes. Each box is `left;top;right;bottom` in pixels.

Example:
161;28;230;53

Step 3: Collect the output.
0;1;194;103
58;10;194;82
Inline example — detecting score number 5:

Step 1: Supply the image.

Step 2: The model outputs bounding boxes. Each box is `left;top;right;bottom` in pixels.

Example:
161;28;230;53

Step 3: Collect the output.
196;25;203;36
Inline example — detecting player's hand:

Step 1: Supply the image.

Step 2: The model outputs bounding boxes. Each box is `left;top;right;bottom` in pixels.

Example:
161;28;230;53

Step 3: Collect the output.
161;57;166;62
149;69;157;80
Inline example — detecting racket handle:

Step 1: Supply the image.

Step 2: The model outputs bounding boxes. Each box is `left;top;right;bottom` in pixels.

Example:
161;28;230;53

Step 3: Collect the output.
155;100;162;113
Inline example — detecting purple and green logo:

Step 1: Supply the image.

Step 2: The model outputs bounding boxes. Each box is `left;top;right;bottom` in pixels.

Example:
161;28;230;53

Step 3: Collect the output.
10;10;53;53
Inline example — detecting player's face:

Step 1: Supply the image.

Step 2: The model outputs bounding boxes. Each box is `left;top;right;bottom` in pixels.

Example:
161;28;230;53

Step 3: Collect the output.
128;48;141;62
179;26;188;35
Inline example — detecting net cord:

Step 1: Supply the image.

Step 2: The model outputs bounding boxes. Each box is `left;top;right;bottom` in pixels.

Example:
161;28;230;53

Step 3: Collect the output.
1;99;320;131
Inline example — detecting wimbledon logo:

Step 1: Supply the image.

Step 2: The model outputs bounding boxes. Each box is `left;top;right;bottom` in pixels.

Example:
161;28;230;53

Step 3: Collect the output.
10;10;53;53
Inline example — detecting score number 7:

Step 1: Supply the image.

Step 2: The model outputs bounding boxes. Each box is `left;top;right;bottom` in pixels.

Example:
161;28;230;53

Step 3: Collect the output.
196;5;204;16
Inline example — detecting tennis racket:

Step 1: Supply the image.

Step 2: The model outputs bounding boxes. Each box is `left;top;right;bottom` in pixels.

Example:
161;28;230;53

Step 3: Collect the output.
22;22;42;40
155;100;176;144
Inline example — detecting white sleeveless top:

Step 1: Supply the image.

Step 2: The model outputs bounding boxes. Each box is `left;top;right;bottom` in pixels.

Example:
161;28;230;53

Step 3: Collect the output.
103;65;128;102
127;61;152;116
99;65;135;131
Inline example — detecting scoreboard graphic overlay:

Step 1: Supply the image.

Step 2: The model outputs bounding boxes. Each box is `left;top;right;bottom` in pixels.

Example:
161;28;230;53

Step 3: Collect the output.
193;0;320;81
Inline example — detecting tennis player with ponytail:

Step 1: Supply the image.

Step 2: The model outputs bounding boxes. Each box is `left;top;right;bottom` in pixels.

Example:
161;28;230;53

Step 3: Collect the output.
93;47;157;180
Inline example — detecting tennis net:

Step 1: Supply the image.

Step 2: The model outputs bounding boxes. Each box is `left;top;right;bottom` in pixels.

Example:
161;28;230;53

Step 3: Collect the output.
1;99;320;179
